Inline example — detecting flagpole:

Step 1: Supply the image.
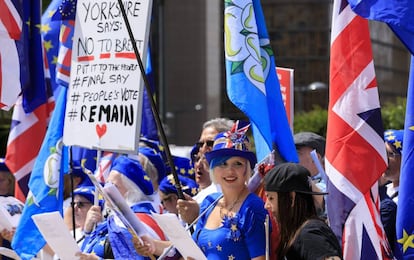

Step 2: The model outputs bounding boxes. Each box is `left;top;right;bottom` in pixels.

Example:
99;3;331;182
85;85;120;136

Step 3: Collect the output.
116;0;185;200
69;146;77;241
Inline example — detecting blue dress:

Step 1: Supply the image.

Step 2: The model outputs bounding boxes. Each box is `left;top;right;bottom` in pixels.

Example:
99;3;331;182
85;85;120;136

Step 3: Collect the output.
193;192;268;260
81;222;110;258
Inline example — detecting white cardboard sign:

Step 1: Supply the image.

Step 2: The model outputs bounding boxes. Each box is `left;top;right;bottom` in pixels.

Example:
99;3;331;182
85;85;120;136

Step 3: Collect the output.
63;0;153;152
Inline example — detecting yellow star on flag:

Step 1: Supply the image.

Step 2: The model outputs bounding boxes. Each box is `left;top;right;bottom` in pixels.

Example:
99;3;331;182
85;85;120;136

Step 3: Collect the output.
43;40;53;52
397;229;414;252
394;140;402;149
39;23;51;34
231;223;238;231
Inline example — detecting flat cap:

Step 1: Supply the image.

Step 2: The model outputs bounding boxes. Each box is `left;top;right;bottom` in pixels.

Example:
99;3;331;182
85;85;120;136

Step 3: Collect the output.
294;132;326;157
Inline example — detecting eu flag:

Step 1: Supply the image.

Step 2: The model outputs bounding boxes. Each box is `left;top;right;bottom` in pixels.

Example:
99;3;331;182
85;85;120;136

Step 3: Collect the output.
396;56;414;258
41;0;63;96
224;0;298;162
347;0;414;55
11;87;68;260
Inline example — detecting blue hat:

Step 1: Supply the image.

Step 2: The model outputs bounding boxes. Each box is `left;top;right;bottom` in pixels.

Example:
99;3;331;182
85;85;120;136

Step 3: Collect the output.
205;120;256;168
70;162;93;186
190;144;199;167
111;156;154;195
159;175;199;197
73;185;104;208
0;158;10;172
384;129;404;154
172;156;195;180
140;137;166;159
139;146;166;184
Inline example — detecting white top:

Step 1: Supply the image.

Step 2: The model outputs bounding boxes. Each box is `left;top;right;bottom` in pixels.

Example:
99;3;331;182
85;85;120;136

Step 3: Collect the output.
386;183;399;204
193;183;221;204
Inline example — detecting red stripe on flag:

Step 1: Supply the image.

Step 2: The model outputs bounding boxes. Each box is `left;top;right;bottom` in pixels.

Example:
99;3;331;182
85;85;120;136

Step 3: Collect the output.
326;1;391;258
0;0;22;39
330;16;373;105
326;112;387;193
6;97;55;201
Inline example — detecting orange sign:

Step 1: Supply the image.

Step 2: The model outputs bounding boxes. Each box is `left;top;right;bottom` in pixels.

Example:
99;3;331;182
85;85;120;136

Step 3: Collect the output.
276;67;294;128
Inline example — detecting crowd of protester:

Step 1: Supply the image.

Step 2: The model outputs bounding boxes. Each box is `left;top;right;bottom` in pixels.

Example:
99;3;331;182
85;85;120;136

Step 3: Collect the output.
0;118;403;260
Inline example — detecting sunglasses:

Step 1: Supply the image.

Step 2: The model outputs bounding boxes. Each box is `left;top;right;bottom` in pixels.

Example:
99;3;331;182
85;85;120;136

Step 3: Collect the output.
71;201;92;209
196;140;214;148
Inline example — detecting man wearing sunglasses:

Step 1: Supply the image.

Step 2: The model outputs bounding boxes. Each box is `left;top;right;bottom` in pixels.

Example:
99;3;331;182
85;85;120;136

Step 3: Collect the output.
178;118;233;225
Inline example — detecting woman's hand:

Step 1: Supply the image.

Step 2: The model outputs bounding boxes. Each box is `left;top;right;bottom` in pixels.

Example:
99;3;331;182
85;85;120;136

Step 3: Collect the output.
177;194;199;224
83;205;103;233
133;235;156;256
75;252;100;260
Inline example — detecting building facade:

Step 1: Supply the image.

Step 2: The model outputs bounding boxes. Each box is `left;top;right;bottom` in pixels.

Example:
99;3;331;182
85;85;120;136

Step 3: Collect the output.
152;0;410;145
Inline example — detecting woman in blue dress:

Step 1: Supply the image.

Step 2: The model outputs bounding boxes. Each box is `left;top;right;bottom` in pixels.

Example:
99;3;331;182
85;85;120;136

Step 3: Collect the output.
135;121;269;260
192;120;268;260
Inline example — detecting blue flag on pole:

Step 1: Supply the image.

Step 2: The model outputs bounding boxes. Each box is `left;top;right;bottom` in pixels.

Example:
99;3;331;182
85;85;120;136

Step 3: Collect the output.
41;0;63;96
11;87;68;260
396;55;414;258
347;0;414;55
224;0;298;162
19;0;49;113
140;45;159;141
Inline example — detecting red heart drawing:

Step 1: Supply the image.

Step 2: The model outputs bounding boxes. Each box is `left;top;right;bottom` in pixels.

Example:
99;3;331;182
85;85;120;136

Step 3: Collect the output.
96;124;107;138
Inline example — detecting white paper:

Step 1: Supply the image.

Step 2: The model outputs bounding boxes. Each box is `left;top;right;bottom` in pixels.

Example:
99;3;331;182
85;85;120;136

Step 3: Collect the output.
32;212;80;260
103;183;148;237
0;196;24;230
151;213;206;260
0;247;20;260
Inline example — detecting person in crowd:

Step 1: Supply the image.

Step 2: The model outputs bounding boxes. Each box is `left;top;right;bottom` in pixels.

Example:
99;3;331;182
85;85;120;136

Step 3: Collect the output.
78;156;166;259
63;164;94;232
193;117;234;192
136;121;269;259
70;186;104;247
0;159;22;260
383;129;403;203
294;132;327;218
294;132;327;191
0;159;14;197
177;118;233;225
193;120;268;259
264;162;342;260
158;174;198;215
137;146;167;213
379;129;403;259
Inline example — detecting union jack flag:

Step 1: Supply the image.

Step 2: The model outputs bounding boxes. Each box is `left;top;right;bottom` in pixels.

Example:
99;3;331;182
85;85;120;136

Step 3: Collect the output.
0;0;23;110
326;0;392;259
5;0;55;201
6;96;54;202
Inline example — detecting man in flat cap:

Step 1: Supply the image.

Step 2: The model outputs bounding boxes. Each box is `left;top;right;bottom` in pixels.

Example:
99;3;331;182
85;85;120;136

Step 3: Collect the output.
294;132;327;218
294;132;327;192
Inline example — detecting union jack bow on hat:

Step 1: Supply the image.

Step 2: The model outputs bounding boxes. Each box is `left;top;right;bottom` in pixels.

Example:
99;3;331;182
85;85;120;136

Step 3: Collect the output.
205;120;257;168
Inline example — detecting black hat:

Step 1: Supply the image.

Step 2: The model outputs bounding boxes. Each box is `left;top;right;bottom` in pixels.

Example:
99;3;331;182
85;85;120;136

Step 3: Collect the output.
294;132;326;157
264;163;327;195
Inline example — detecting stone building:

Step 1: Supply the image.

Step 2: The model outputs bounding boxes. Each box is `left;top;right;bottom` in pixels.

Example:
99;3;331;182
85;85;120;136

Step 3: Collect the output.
150;0;410;145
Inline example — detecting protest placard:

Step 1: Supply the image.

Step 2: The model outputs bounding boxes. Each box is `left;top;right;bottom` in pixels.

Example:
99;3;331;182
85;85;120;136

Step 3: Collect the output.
63;0;153;152
276;67;294;128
